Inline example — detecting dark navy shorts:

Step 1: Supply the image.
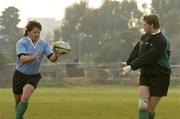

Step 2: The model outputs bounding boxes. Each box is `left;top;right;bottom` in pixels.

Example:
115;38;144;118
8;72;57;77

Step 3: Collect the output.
12;70;41;95
139;75;170;97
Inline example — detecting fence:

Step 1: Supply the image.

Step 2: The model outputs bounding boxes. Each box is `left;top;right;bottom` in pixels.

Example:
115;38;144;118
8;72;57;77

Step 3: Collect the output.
0;63;180;87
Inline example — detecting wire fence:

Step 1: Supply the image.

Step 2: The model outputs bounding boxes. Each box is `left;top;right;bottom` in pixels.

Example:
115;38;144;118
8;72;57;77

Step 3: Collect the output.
0;63;180;87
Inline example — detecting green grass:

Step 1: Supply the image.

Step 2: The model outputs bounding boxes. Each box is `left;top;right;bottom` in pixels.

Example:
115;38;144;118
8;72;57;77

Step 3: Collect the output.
0;86;179;119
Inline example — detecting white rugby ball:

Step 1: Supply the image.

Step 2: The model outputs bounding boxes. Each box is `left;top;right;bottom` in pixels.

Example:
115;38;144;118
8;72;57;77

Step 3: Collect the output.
53;40;71;54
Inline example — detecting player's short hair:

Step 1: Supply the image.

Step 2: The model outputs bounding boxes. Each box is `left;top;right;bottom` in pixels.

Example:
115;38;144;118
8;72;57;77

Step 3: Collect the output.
143;14;160;29
24;21;42;36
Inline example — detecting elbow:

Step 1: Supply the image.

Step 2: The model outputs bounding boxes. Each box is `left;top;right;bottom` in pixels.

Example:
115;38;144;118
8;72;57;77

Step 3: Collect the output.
50;58;57;63
51;60;56;63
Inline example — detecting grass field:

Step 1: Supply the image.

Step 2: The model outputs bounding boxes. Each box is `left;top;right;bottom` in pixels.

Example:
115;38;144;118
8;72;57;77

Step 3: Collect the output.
0;86;179;119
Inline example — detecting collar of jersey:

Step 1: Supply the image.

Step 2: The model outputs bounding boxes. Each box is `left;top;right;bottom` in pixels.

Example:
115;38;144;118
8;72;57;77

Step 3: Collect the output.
27;37;40;49
151;29;160;35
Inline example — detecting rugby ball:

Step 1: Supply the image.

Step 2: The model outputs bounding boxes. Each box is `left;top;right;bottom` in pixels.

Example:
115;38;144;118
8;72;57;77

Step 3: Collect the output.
53;40;71;54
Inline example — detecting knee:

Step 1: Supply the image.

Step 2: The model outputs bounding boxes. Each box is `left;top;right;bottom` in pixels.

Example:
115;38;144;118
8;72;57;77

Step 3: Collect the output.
21;94;31;102
138;98;148;109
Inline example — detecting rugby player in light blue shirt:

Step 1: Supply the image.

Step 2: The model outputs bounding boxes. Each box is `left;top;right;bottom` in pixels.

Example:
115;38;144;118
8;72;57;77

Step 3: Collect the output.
12;21;63;119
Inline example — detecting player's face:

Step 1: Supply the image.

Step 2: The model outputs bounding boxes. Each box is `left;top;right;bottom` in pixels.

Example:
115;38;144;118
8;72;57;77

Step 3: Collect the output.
143;21;153;34
28;27;41;42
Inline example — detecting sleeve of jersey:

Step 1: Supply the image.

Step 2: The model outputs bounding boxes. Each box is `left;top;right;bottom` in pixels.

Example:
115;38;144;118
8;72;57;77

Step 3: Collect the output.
130;38;167;70
16;41;27;58
44;42;53;58
127;42;139;65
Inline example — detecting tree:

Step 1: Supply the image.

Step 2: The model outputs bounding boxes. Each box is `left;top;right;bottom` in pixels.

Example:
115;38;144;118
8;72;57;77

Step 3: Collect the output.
61;0;143;63
0;6;21;61
151;0;180;64
60;1;89;60
94;0;142;62
151;0;180;37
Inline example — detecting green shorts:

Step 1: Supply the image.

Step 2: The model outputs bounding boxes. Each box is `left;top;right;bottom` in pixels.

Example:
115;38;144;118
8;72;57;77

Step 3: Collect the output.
12;70;41;95
139;75;170;97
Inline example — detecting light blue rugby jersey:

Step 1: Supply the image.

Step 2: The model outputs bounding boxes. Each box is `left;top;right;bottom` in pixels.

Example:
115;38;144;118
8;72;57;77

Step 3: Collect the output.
16;37;53;75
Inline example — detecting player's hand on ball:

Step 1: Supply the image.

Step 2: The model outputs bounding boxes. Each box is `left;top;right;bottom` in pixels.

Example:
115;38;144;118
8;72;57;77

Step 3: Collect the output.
121;65;131;76
53;50;66;57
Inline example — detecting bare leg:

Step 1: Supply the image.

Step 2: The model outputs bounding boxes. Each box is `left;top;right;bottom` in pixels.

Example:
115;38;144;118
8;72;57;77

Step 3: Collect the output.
16;84;35;119
139;86;150;100
138;86;150;119
147;96;161;119
21;84;35;102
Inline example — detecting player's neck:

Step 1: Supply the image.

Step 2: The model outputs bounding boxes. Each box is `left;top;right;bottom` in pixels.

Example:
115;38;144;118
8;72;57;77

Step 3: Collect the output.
150;29;160;35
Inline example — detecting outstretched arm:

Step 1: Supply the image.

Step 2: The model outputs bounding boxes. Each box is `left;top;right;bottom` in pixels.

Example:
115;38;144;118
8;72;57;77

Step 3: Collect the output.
48;53;61;62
